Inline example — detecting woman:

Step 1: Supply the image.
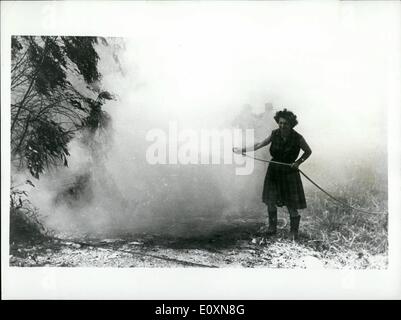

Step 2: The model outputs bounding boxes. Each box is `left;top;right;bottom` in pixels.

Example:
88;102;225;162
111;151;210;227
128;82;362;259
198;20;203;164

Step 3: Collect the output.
233;109;312;240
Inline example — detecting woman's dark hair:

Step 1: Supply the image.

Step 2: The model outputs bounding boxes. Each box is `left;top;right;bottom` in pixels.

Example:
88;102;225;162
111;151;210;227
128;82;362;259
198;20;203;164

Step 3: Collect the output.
274;108;298;128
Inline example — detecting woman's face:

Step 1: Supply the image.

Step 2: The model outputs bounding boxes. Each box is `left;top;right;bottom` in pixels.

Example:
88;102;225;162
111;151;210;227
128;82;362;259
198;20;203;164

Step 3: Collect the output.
278;117;291;134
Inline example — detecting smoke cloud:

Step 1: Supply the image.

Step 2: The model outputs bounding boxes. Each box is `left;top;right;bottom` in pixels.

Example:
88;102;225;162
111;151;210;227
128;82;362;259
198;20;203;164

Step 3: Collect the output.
24;3;395;238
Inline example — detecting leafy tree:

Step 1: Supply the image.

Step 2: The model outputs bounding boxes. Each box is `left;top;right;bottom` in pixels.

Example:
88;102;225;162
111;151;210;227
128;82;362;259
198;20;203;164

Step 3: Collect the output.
11;36;113;179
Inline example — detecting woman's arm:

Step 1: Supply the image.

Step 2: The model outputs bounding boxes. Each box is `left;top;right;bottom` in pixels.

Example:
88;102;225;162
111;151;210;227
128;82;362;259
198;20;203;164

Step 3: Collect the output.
233;135;272;154
291;136;312;168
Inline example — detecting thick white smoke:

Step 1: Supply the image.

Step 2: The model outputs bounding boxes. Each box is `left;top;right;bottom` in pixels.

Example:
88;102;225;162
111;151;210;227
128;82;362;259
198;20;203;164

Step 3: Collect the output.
26;3;394;238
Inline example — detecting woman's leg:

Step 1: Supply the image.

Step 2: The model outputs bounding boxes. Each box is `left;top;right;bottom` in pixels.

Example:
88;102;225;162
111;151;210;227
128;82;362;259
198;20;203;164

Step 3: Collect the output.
287;207;299;218
266;204;278;235
287;207;301;240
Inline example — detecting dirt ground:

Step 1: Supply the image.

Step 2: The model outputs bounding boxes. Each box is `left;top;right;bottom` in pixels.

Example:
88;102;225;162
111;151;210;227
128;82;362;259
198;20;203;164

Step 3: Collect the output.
9;220;387;269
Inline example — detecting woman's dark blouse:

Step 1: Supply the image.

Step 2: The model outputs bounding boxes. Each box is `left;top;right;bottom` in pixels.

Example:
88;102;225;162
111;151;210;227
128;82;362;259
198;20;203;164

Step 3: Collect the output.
269;129;302;163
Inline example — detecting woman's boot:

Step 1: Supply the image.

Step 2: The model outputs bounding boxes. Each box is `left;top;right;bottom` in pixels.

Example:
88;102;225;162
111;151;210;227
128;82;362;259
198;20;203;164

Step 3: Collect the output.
266;211;277;236
289;215;301;240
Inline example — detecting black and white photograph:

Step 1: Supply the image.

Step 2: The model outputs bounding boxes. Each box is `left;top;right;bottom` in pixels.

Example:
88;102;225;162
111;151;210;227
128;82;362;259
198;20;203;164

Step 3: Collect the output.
2;1;401;300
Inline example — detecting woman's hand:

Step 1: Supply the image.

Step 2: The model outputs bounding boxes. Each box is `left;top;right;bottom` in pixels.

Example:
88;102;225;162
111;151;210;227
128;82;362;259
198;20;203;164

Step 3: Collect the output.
232;147;244;155
290;162;300;169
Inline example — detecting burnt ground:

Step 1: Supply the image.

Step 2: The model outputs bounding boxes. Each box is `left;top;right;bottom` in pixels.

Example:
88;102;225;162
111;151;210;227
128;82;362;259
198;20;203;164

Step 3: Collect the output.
9;219;387;269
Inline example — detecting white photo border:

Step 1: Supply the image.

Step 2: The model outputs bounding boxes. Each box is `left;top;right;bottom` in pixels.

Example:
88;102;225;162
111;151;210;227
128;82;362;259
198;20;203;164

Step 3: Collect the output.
1;0;400;300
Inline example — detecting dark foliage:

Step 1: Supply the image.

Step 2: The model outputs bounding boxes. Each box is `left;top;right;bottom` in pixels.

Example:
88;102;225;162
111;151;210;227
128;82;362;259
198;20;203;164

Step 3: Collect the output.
28;38;67;95
82;92;113;132
61;36;100;83
11;36;114;179
25;119;73;178
10;183;50;244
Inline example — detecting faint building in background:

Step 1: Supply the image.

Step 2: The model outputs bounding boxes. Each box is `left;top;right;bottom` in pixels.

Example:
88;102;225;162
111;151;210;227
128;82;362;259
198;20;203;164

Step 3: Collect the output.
232;102;276;141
